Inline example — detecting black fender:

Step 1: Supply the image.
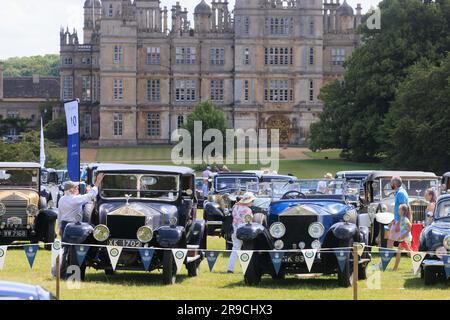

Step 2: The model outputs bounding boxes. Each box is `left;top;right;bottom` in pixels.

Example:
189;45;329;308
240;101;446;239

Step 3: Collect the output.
330;222;359;241
62;222;94;244
35;209;58;239
156;226;186;247
236;223;266;242
358;226;369;245
187;219;206;247
203;201;224;221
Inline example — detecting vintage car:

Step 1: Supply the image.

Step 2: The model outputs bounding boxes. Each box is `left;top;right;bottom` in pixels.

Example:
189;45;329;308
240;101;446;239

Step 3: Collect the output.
0;281;56;300
56;169;69;184
61;164;206;285
363;171;440;248
40;168;63;209
236;179;371;287
442;173;450;193
203;172;265;249
243;170;297;183
335;171;372;201
419;194;450;285
0;162;57;249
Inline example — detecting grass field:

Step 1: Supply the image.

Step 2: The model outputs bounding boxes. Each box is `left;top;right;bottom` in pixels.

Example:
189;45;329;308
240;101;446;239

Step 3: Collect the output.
304;150;342;160
1;236;448;300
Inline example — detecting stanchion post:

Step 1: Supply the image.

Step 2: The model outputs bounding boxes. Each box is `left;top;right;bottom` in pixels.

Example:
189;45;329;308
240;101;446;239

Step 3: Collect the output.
353;243;359;301
56;253;61;300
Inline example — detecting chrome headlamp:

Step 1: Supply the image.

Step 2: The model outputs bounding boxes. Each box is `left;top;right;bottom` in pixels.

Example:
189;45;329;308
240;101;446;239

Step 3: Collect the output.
26;204;39;216
269;222;286;239
93;224;110;242
169;216;178;227
443;235;450;250
274;240;284;250
308;222;325;238
137;226;153;243
0;203;5;216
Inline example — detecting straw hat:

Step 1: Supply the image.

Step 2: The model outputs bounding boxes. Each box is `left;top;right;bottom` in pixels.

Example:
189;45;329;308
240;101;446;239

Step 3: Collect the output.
238;192;256;204
324;173;333;179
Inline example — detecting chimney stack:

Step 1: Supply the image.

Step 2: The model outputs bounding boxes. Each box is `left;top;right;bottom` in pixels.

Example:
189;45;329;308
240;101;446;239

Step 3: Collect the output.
0;62;4;100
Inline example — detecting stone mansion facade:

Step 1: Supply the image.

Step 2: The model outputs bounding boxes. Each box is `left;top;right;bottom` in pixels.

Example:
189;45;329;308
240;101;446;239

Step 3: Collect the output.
59;0;362;146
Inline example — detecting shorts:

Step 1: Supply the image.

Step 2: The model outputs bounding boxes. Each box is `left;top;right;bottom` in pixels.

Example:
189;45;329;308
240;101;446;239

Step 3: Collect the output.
388;223;401;241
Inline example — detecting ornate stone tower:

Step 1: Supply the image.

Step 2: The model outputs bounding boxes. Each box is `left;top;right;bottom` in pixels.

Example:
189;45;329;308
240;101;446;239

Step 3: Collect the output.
194;0;212;33
83;0;102;44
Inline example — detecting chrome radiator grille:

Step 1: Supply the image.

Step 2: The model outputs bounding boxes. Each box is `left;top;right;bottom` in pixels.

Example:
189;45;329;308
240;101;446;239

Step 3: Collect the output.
1;199;28;225
411;204;427;223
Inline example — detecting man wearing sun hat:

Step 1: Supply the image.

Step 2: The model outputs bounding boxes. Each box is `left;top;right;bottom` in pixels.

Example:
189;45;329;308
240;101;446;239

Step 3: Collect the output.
227;192;256;273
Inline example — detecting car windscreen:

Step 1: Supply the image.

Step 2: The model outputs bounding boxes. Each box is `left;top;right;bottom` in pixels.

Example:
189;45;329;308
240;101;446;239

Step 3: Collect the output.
214;176;259;194
436;200;450;220
0;169;39;189
269;179;347;197
100;174;179;201
376;179;439;199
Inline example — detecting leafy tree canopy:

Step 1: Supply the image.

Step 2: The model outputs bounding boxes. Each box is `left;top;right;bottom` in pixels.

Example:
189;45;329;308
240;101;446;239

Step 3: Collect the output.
2;54;60;77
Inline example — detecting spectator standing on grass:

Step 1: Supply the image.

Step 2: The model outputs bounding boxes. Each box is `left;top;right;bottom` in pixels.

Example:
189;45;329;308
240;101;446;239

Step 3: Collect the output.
393;204;413;271
387;176;409;249
425;188;437;226
202;166;212;198
227;192;255;273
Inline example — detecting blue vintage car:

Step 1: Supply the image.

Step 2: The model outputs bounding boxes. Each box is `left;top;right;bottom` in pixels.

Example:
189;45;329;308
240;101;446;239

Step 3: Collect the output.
61;164;206;285
236;179;371;287
419;194;450;285
0;281;55;300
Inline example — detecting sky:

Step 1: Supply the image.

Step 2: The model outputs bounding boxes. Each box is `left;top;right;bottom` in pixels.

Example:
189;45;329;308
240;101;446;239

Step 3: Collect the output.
0;0;382;60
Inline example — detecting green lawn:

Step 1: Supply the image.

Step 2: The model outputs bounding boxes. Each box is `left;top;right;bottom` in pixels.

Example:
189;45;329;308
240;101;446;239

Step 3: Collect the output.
96;146;174;162
304;150;342;160
1;237;448;300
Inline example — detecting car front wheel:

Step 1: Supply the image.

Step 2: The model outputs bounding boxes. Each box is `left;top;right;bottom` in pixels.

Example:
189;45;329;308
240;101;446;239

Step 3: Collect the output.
337;239;354;288
44;221;56;251
186;259;201;277
242;242;262;286
162;250;177;285
424;267;437;286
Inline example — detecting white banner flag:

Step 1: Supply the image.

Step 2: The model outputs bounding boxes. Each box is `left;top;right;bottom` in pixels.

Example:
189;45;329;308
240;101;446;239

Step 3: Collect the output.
172;249;188;272
39;117;45;168
0;246;7;270
64;100;80;135
411;252;426;275
107;246;123;271
237;251;253;274
301;249;317;272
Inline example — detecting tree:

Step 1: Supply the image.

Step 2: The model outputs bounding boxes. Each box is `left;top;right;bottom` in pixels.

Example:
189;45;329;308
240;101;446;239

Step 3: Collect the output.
44;117;67;143
381;55;450;174
309;0;450;161
0;131;64;168
2;55;60;77
0;117;32;136
182;101;228;155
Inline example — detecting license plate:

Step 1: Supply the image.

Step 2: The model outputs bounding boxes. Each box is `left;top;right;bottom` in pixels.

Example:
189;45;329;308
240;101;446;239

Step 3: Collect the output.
107;239;142;247
1;230;27;238
282;253;304;264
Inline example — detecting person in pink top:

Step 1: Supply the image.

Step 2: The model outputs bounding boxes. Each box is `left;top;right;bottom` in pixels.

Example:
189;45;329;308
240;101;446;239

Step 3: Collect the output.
227;192;256;273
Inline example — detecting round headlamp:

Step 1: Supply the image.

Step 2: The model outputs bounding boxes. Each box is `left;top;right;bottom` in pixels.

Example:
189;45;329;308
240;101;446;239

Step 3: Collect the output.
308;222;325;238
169;216;178;227
311;240;321;250
443;235;450;250
93;224;110;242
269;222;286;239
298;241;306;249
244;214;253;224
137;226;153;243
0;203;5;216
26;204;39;216
274;240;284;250
436;246;447;259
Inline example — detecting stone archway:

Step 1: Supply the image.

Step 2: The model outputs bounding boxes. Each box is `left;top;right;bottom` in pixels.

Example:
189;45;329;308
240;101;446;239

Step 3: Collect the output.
266;115;291;145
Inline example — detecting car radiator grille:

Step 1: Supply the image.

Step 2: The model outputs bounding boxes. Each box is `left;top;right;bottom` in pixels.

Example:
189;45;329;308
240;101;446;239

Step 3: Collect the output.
411;204;427;224
107;215;146;239
279;215;318;249
1;199;28;225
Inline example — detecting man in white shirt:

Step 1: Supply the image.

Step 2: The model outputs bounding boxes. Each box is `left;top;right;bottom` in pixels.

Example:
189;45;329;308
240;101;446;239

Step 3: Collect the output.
58;173;104;237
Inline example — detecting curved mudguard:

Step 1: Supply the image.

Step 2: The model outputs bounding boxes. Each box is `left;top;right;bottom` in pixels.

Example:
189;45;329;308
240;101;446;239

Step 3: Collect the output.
187;220;206;246
62;222;93;244
40;208;58;221
156;226;185;247
203;202;224;221
236;223;266;242
330;222;359;241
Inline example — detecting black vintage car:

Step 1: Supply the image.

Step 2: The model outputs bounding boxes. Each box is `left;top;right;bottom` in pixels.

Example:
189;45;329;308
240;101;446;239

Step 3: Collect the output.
419;194;450;285
236;179;371;287
0;162;57;250
40;168;63;209
203;172;266;249
61;164;206;285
